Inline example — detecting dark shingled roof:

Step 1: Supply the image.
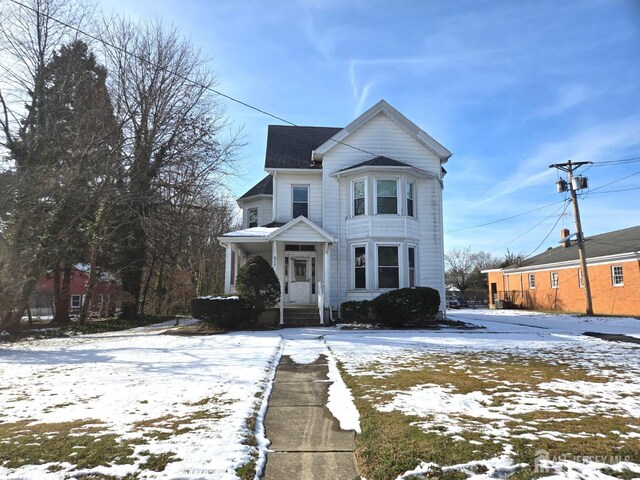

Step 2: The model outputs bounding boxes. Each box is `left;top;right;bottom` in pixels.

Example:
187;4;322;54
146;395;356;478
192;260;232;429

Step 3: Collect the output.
239;175;273;200
265;125;342;169
509;225;640;269
337;155;412;172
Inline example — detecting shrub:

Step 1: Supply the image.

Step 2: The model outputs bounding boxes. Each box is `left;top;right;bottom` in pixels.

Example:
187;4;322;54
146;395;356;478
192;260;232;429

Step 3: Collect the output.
340;300;375;324
372;287;440;327
190;296;250;329
235;256;280;322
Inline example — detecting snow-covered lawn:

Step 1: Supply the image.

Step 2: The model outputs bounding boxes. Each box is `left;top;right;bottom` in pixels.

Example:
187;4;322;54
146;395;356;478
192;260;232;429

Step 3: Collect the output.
1;310;639;480
323;310;640;479
0;321;283;479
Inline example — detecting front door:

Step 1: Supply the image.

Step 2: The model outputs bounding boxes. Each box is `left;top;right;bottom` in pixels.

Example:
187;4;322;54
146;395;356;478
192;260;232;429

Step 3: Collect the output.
289;258;311;303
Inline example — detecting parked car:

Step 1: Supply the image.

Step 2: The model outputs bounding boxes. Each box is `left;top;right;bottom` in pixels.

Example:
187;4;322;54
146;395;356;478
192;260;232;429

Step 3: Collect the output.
446;296;461;309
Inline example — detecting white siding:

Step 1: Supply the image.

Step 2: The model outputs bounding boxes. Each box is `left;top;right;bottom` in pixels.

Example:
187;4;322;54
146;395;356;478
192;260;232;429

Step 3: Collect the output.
240;196;273;228
273;172;323;225
322;112;445;310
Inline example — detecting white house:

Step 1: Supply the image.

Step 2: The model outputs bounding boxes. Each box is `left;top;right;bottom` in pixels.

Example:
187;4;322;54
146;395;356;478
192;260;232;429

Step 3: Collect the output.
219;100;451;324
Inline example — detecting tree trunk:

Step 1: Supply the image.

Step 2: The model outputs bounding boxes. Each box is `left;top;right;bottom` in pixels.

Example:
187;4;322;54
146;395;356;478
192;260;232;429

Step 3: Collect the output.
80;247;100;325
53;263;72;325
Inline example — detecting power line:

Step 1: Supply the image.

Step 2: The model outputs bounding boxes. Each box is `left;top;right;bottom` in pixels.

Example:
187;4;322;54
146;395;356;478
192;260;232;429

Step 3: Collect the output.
7;0;384;162
523;201;572;259
588;185;640;195
591;156;640;167
589;169;640;192
445;199;566;234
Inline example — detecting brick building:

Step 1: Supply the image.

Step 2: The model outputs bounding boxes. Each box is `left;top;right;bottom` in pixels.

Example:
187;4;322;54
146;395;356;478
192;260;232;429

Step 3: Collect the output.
484;225;640;316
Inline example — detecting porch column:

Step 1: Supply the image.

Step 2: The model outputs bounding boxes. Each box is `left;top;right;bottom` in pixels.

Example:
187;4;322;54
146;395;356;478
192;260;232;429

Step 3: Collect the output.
273;240;283;325
232;244;240;288
224;244;232;294
323;242;331;320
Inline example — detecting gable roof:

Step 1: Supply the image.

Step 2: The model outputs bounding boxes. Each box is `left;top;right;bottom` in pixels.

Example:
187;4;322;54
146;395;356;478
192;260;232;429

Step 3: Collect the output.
239;175;273;200
505;225;640;270
265;125;342;169
268;216;335;243
312;99;452;163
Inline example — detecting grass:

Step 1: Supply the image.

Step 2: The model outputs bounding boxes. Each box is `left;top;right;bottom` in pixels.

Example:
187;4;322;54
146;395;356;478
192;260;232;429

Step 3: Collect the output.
339;351;640;480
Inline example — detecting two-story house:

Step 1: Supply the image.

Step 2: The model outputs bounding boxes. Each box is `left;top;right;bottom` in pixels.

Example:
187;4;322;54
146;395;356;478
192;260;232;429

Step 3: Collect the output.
219;100;451;324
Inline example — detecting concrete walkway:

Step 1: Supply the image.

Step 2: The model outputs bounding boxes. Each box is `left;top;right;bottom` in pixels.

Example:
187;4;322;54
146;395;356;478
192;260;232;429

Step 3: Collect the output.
262;353;360;479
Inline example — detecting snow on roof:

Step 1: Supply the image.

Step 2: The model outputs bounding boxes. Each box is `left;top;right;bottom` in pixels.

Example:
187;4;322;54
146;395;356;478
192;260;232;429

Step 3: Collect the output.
222;226;280;238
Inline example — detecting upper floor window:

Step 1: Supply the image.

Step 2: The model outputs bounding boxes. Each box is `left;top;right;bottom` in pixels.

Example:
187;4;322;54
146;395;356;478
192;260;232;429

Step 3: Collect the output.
406;181;415;217
248;208;258;228
612;266;624;286
292;186;309;218
551;272;559;289
378;245;399;289
353;180;366;216
376;179;397;215
528;273;535;289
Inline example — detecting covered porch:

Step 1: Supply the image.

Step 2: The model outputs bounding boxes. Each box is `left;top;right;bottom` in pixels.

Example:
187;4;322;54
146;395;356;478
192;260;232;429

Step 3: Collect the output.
219;216;336;325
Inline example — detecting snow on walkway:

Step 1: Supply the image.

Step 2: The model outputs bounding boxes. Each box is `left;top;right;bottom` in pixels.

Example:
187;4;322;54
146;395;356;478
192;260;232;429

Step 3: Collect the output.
0;324;283;479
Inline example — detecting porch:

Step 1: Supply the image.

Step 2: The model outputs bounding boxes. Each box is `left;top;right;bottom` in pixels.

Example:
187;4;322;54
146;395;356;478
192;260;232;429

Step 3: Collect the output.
219;216;336;326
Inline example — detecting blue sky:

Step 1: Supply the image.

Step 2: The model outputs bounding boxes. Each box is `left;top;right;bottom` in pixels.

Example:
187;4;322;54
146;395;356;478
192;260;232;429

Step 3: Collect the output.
101;0;640;259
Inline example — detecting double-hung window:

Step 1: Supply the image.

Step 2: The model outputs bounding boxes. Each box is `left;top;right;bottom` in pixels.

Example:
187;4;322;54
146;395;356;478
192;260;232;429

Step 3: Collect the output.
407;246;416;287
70;295;81;308
353;180;366;216
378;245;399;289
292;186;309;218
248;208;258;228
354;245;367;289
376;179;397;214
612;266;624;286
551;272;559;289
528;274;535;289
406;181;415;217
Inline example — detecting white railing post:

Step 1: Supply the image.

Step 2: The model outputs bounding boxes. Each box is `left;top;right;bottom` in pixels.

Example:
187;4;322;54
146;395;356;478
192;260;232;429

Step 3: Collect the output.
317;281;324;325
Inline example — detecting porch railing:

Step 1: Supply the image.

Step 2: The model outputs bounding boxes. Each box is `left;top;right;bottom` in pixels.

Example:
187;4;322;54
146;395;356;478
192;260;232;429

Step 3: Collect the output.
317;281;324;325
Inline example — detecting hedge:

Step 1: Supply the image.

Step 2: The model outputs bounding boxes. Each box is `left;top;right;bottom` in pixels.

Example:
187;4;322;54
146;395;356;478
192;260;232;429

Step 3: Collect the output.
191;296;251;329
340;287;441;327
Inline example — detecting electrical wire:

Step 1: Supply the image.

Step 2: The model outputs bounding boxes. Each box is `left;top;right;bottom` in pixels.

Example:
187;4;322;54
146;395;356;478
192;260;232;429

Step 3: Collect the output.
445;199;566;234
7;0;383;162
588;185;640;195
523;201;572;259
590;156;640;167
589;169;640;192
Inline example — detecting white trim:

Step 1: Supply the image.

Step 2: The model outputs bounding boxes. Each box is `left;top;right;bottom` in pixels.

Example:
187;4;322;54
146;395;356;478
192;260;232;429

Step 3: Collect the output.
374;177;400;215
351;243;368;290
248;207;258;228
405;179;415;218
351;177;367;217
265;168;321;174
501;251;640;274
611;265;624;286
407;243;417;288
375;242;402;290
528;273;536;289
291;184;310;219
267;216;336;243
70;294;82;308
312;99;452;162
550;271;559;289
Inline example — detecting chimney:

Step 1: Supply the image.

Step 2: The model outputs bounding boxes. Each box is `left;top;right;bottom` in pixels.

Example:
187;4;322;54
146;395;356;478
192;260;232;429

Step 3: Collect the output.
561;228;571;248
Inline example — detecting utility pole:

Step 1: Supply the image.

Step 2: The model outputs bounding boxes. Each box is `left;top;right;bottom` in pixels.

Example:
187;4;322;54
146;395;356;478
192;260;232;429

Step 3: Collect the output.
549;160;593;315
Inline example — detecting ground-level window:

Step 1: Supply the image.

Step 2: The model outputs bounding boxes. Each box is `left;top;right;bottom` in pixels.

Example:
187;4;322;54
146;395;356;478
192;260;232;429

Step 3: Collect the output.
376;179;398;214
407;245;416;287
377;245;399;289
292;186;309;218
353;180;365;216
528;273;535;289
550;272;559;289
578;269;584;288
406;181;415;217
70;295;81;308
612;266;624;286
354;245;366;289
248;208;258;228
96;294;104;304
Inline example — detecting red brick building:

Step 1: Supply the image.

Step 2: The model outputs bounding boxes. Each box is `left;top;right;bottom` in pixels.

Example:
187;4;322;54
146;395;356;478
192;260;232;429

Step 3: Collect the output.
31;265;121;317
485;225;640;317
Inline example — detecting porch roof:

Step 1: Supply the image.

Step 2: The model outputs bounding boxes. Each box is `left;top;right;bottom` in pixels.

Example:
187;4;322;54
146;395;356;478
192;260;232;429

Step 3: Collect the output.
219;216;335;245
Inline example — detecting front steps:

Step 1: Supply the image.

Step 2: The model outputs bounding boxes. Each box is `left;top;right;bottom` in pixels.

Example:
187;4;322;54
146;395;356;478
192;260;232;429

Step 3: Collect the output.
282;306;329;327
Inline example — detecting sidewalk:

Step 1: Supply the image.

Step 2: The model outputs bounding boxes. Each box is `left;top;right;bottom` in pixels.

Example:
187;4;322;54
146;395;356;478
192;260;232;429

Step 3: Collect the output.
262;353;360;479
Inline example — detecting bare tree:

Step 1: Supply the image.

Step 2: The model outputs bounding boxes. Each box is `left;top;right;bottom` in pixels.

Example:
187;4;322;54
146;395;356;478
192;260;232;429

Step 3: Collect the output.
100;17;240;320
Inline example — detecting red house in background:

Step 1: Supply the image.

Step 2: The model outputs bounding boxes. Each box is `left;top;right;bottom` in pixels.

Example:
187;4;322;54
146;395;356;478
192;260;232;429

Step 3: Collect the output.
30;265;121;317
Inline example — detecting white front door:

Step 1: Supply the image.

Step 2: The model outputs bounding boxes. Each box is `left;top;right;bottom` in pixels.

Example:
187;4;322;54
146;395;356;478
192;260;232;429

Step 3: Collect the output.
288;258;311;303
